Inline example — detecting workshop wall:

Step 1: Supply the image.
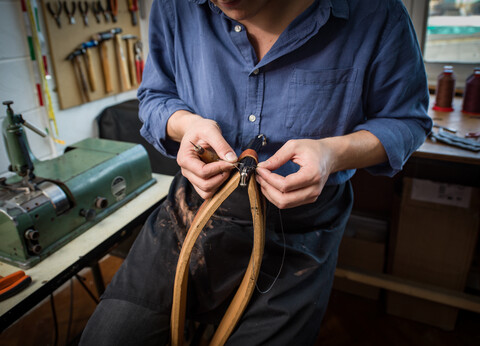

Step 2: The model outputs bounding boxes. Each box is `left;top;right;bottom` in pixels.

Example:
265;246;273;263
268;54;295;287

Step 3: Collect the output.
0;0;153;176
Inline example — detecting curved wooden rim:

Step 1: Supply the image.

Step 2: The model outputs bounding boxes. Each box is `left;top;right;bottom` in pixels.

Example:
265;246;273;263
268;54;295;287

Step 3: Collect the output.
170;171;266;346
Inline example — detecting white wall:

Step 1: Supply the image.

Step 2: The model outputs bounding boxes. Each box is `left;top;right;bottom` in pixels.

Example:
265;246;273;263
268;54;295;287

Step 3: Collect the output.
0;0;152;175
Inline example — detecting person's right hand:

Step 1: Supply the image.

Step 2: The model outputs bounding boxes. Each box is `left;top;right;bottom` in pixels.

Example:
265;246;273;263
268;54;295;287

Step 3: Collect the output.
167;111;237;199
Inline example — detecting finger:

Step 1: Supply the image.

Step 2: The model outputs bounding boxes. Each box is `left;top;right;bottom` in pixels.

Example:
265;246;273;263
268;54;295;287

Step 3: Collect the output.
200;127;237;163
256;166;319;193
182;167;230;195
178;142;235;176
257;141;295;171
181;156;235;179
256;174;319;209
192;184;215;200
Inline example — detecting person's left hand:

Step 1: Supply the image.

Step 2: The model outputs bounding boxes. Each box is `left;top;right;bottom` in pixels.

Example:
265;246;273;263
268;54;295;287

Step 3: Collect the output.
255;139;334;209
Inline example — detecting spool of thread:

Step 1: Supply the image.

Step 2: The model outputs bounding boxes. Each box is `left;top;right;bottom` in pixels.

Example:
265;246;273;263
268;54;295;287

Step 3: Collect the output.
433;65;455;112
462;67;480;115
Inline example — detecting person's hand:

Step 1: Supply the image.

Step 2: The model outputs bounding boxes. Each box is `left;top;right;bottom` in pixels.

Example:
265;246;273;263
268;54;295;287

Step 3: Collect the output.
172;114;237;199
255;139;334;209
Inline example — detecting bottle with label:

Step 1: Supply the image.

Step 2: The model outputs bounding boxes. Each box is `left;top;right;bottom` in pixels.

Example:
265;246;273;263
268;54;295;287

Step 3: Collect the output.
462;67;480;115
433;65;455;112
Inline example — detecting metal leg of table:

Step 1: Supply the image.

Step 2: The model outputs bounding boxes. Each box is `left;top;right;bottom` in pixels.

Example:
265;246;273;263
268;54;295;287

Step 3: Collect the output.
90;262;105;297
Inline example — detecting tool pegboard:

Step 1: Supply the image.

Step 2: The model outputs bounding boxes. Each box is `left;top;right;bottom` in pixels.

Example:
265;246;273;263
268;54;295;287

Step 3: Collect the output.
40;0;143;109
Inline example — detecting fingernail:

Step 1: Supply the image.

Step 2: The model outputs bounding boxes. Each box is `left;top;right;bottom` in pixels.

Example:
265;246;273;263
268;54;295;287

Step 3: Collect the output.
225;152;237;162
257;160;268;168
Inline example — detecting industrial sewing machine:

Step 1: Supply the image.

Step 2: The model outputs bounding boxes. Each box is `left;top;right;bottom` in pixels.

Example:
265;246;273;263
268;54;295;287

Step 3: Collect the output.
0;101;155;268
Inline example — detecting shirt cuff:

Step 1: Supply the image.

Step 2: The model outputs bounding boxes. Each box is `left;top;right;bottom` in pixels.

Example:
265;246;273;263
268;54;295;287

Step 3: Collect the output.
140;98;193;158
352;117;423;176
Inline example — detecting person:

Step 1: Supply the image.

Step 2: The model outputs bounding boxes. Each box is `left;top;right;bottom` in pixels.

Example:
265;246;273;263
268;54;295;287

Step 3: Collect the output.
80;0;432;344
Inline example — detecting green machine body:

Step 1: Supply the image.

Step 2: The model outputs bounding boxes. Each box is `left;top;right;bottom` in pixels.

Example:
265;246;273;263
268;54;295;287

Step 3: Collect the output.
0;102;155;268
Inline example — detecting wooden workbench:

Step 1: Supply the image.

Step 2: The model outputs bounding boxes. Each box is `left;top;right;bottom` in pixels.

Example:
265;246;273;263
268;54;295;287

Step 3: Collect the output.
415;96;480;165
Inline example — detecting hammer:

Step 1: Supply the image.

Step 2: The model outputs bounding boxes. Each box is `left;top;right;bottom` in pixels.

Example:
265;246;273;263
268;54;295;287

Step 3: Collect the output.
79;40;99;92
93;30;114;93
122;34;138;88
111;28;131;91
67;49;90;103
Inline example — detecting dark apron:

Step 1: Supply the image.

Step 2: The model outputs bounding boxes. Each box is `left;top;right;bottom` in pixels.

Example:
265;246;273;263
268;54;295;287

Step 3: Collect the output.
88;172;353;345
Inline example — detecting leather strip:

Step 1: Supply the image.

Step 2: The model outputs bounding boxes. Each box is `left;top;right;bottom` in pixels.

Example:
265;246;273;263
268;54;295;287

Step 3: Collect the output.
238;149;258;163
210;175;265;345
170;170;266;346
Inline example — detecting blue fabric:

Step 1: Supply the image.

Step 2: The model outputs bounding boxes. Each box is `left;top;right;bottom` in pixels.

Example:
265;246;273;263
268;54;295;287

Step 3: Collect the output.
138;0;432;184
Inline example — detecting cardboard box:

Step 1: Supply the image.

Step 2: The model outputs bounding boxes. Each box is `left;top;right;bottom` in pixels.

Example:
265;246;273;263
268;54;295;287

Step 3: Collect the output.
334;214;387;300
386;178;480;330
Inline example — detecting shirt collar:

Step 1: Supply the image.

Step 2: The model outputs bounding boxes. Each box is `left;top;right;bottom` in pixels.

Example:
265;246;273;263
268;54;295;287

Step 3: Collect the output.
187;0;349;19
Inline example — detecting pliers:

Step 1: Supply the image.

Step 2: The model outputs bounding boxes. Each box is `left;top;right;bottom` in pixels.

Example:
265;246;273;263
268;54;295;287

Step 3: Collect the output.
108;0;118;22
91;1;101;23
78;1;89;26
46;1;62;28
96;0;110;22
171;135;267;346
0;270;32;301
63;1;76;25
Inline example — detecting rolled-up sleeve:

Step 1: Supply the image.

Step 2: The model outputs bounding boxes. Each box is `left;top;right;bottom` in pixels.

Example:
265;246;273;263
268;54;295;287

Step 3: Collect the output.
353;5;432;176
137;0;193;158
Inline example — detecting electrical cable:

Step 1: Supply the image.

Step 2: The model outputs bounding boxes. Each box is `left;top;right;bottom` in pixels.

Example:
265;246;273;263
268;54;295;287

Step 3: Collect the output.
255;206;286;294
49;294;58;346
75;274;100;304
65;279;74;345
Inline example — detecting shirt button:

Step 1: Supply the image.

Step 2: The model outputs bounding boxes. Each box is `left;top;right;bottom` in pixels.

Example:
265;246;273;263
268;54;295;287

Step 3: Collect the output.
253;69;259;75
234;25;242;32
248;114;256;122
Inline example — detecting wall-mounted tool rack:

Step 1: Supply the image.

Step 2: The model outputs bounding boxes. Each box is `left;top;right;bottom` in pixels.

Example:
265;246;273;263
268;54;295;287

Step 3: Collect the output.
40;0;142;109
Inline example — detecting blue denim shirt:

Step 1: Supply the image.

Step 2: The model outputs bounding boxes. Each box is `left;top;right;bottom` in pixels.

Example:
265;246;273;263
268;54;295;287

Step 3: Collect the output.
138;0;432;184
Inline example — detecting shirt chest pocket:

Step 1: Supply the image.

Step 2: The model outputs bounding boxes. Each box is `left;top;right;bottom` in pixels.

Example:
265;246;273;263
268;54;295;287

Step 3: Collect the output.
286;67;358;137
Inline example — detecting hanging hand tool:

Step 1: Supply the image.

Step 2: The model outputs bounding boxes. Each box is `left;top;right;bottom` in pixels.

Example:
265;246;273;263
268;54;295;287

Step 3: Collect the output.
93;30;114;93
46;1;62;28
63;1;76;25
108;0;117;22
78;1;89;26
138;0;146;19
97;0;110;22
127;0;138;26
79;40;99;92
91;1;101;23
171;135;267;346
134;40;144;84
111;28;131;91
67;49;90;102
122;35;138;87
0;271;32;302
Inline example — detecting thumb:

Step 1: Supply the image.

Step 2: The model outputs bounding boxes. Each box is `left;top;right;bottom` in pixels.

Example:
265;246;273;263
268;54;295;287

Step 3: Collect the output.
208;132;237;163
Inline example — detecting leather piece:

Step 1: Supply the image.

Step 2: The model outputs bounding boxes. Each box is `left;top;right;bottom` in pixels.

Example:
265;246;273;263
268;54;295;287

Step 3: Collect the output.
171;172;266;346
